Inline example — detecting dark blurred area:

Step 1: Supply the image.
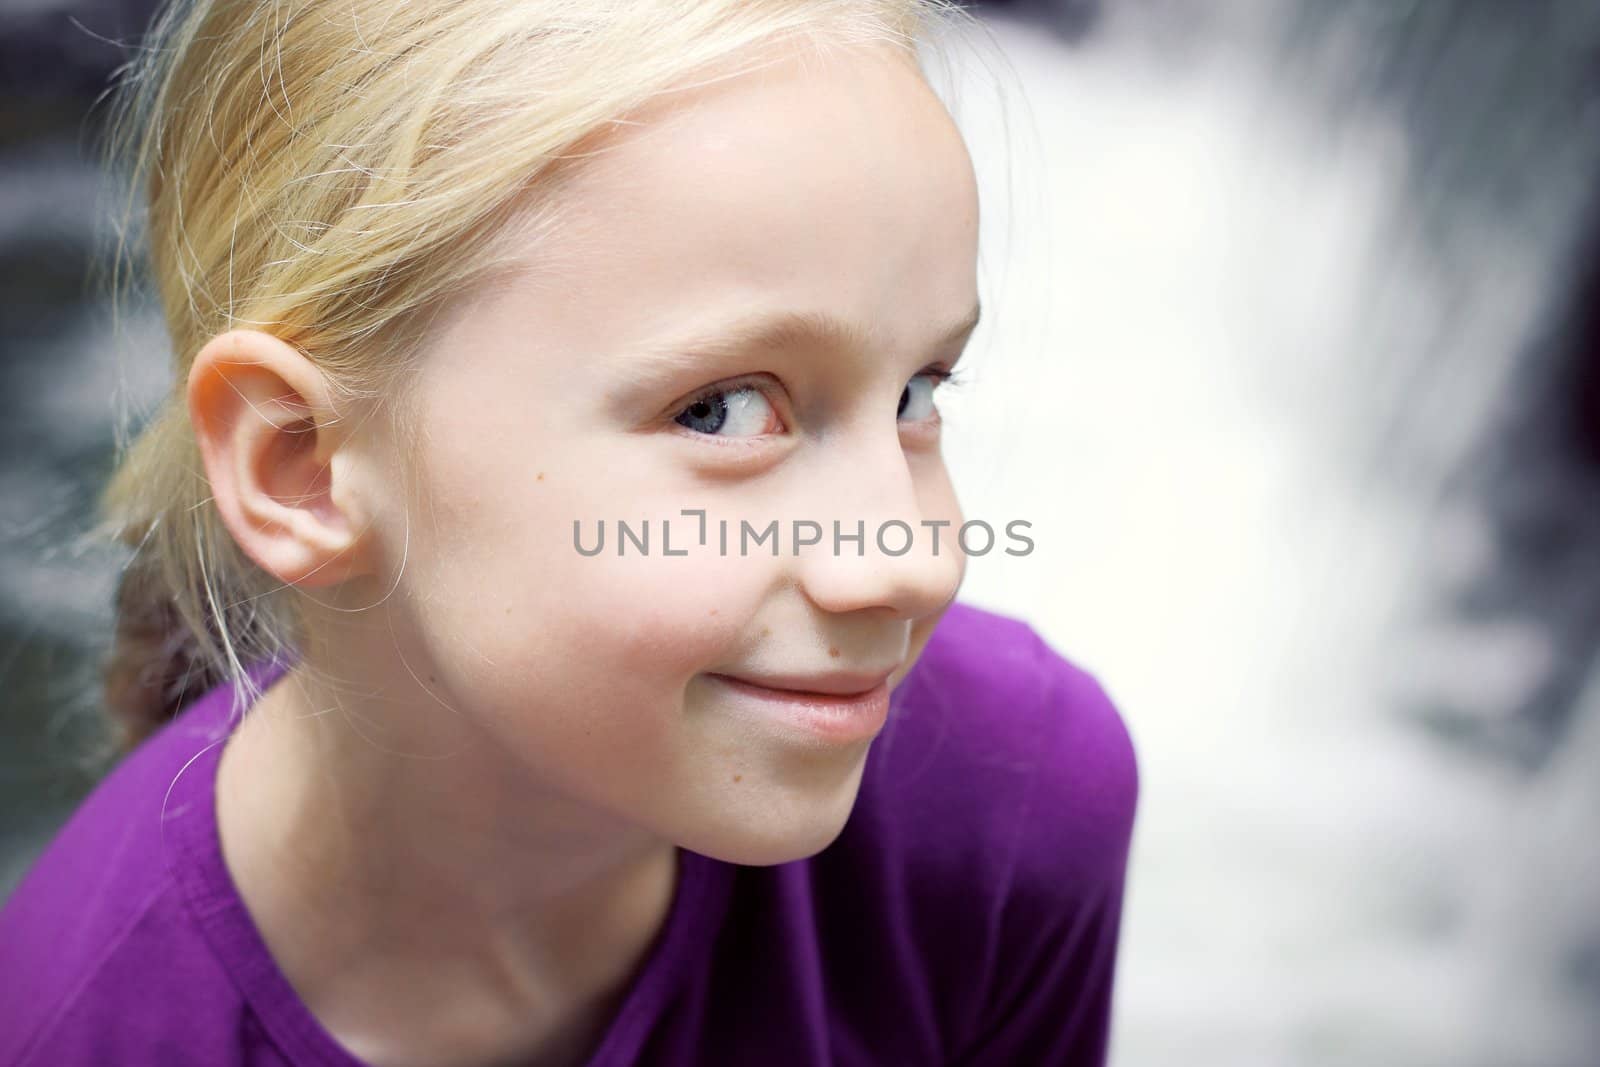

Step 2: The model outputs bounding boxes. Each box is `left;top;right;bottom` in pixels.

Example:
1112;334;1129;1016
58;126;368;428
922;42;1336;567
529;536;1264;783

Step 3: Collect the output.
0;0;160;132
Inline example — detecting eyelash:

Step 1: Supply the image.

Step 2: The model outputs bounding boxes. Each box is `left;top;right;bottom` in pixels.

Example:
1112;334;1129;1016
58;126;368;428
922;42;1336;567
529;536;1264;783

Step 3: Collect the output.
918;366;966;390
673;365;969;442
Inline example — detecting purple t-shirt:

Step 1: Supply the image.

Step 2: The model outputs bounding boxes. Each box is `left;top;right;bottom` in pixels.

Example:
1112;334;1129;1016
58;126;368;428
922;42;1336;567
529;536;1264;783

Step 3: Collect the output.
0;600;1139;1065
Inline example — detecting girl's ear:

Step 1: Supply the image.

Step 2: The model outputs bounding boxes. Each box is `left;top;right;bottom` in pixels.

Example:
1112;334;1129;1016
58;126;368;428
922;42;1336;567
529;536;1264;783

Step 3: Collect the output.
186;329;380;589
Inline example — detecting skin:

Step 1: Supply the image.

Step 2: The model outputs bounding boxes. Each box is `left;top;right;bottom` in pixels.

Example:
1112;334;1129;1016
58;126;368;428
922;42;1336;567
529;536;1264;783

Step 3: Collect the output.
188;35;979;1067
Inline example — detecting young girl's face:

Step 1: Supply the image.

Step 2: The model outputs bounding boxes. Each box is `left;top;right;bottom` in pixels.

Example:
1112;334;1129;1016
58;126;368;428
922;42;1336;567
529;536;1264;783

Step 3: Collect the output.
363;40;978;864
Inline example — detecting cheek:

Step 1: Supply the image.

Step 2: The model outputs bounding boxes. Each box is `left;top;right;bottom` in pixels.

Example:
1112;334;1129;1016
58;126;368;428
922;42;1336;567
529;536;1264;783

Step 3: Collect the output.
553;545;766;680
405;479;769;704
901;459;968;667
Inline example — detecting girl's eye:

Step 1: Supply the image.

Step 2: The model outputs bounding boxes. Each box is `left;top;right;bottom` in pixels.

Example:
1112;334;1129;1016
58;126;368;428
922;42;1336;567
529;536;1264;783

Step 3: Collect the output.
673;383;780;438
899;367;962;422
671;366;966;440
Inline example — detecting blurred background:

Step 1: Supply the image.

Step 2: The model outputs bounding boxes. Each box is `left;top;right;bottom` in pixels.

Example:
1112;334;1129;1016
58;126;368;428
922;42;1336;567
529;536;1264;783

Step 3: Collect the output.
2;1;1597;1065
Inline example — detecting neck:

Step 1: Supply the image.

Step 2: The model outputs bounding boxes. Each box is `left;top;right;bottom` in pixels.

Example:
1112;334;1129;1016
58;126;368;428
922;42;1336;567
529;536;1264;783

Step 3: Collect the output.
215;660;680;1066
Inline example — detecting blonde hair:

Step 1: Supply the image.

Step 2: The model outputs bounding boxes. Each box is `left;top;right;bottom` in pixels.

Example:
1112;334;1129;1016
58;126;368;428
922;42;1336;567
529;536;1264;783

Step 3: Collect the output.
89;0;979;753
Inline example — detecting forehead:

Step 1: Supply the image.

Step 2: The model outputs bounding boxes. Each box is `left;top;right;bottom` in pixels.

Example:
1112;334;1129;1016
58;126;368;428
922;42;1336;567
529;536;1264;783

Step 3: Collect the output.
477;38;979;362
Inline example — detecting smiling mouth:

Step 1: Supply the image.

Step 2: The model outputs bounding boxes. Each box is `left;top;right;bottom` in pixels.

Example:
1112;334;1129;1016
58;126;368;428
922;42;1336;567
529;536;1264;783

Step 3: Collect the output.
705;670;895;700
703;671;894;745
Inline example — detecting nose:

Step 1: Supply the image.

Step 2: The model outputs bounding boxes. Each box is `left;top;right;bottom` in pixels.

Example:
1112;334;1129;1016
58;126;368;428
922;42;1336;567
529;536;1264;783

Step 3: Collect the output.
789;427;965;621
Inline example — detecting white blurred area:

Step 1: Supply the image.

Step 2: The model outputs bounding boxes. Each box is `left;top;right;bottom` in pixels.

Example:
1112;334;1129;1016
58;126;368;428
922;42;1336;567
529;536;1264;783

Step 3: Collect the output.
933;7;1600;1067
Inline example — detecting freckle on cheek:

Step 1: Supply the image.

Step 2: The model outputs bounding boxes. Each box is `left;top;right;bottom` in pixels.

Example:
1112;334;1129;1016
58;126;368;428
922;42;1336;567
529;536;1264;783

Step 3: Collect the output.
536;472;545;481
732;774;742;783
760;626;770;637
828;646;839;658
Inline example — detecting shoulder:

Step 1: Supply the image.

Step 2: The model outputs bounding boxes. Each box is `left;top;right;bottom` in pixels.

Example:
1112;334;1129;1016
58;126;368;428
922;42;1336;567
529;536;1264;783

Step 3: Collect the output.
0;696;254;1065
815;600;1140;1054
873;598;1141;877
0;883;258;1065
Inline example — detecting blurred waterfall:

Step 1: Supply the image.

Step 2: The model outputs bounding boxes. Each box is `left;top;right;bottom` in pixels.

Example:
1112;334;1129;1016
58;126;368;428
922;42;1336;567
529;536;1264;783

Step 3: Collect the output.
943;3;1600;1065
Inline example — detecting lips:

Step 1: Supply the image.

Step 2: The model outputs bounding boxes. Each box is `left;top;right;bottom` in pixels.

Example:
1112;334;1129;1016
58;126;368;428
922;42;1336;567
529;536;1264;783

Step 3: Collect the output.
705;670;893;745
706;670;895;698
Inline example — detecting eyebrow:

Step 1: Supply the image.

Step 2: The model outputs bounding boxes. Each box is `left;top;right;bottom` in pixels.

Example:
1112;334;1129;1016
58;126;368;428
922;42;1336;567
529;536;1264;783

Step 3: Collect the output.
621;301;983;386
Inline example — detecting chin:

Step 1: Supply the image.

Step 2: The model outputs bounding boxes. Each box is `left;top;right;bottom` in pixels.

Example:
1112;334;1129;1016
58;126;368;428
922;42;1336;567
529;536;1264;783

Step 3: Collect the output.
701;824;852;868
682;780;865;868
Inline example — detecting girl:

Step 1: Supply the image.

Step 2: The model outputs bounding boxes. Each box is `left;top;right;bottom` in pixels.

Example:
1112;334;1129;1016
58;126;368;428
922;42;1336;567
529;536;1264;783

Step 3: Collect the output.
0;1;1139;1064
